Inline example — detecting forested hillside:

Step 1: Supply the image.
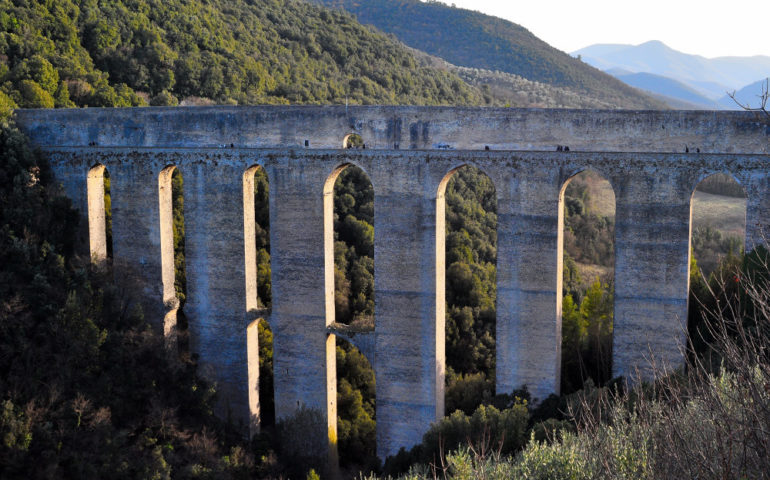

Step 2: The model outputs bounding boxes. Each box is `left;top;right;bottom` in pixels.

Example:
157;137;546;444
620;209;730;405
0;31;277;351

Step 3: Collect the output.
0;0;489;109
315;0;666;109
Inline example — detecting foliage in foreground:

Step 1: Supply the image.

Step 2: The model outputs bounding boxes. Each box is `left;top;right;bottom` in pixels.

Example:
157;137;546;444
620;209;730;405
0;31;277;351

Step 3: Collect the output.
372;248;770;480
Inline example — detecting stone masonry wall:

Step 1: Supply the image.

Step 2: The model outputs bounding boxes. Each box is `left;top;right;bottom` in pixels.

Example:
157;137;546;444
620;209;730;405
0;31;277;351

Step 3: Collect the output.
15;107;770;461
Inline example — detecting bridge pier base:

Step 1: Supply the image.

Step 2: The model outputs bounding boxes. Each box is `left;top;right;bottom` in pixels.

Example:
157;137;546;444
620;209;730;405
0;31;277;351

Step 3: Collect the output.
613;171;691;380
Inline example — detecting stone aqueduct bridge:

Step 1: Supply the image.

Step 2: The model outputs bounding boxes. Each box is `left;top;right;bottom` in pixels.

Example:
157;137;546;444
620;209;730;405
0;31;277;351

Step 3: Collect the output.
14;106;770;461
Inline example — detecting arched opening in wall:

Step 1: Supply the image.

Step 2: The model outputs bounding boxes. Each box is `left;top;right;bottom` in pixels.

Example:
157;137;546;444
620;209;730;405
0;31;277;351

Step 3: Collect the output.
690;173;747;278
158;166;187;352
243;165;273;435
326;164;374;329
343;133;365;149
558;170;616;395
334;336;377;474
243;165;272;310
87;164;112;264
438;165;497;416
323;162;375;468
688;173;747;353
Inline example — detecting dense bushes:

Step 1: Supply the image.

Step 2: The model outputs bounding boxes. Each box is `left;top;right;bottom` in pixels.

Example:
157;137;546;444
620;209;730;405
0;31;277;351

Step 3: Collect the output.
333;166;375;328
560;280;614;394
421;402;529;461
444;167;498;388
0;119;260;478
381;395;532;477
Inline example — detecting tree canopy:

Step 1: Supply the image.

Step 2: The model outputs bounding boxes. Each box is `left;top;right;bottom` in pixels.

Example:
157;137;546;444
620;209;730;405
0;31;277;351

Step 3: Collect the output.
0;0;489;109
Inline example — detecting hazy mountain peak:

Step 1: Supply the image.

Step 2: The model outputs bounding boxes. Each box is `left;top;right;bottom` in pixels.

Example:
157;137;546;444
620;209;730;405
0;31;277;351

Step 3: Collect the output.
573;41;770;102
637;39;668;49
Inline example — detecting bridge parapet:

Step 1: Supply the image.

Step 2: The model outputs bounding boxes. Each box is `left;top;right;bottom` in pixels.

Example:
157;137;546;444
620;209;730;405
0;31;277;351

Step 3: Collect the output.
15;106;770;153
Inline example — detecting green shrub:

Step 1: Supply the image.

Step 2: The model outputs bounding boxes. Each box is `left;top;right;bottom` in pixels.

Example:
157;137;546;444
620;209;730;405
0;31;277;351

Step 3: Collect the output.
443;447;515;480
18;80;54;108
150;90;179;106
512;433;592;480
421;401;529;463
445;371;494;415
0;91;16;123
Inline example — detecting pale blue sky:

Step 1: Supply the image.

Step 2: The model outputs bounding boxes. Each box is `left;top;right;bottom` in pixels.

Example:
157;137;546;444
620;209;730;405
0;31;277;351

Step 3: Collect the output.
437;0;769;58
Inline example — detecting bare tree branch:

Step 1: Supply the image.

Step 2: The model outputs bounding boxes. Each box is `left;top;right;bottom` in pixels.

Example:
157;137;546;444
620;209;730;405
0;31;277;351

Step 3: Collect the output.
728;78;770;121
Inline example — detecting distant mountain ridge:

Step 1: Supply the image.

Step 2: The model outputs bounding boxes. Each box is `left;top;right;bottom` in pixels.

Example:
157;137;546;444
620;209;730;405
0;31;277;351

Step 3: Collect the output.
608;71;721;109
314;0;665;109
574;41;770;108
719;79;770;110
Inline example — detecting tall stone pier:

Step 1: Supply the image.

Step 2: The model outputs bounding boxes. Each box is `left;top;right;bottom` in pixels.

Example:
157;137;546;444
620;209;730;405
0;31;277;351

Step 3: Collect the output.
14;106;770;461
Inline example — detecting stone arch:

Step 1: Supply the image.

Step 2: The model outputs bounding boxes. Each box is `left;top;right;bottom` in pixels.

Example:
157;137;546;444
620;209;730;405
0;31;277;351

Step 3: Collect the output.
343;133;365;149
437;163;498;415
243;164;272;437
557;168;616;394
87;163;110;266
323;161;375;467
689;172;747;281
243;165;271;311
324;162;375;327
158;165;183;344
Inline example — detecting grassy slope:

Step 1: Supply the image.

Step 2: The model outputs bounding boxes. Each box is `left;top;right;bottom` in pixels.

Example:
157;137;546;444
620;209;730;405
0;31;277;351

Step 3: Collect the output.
567;173;747;289
691;191;747;238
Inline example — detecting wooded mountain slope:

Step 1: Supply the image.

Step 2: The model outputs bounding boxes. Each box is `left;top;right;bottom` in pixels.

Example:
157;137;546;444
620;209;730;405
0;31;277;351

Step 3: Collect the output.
0;0;488;109
315;0;666;109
